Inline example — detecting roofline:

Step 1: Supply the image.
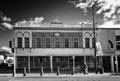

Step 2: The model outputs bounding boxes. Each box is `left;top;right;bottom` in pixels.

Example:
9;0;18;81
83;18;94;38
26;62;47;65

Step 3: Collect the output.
13;27;98;30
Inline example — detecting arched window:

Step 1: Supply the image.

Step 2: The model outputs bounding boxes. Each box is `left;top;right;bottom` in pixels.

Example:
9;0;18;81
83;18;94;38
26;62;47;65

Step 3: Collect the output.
24;32;30;48
84;32;90;48
16;32;23;48
73;34;79;48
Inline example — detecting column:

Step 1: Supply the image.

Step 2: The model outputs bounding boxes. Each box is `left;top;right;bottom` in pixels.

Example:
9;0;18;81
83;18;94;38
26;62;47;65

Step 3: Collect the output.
28;56;30;73
83;32;85;48
111;55;114;73
13;48;16;77
90;38;92;48
72;56;75;74
29;32;32;48
84;56;86;64
115;55;119;73
22;36;24;48
50;56;53;73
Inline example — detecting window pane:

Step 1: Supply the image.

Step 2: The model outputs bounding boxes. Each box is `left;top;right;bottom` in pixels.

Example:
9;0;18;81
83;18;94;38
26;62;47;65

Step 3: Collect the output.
25;37;29;48
92;38;94;48
85;38;90;48
36;38;41;48
55;38;60;48
46;38;51;48
86;56;94;68
116;36;120;50
74;38;78;48
18;37;22;48
65;38;69;48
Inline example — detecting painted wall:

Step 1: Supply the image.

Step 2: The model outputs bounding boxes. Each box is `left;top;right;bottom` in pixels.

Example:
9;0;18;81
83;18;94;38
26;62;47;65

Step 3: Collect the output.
98;29;116;53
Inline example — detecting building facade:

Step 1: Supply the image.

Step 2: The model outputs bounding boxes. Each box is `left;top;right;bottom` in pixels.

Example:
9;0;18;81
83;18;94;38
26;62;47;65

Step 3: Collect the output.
12;22;118;73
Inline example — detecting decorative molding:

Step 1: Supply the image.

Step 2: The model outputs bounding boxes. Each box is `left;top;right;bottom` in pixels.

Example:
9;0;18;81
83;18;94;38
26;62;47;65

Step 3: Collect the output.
54;33;60;37
15;31;23;37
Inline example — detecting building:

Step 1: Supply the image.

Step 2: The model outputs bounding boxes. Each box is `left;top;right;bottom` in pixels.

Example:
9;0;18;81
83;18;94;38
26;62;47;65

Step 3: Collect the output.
12;21;119;73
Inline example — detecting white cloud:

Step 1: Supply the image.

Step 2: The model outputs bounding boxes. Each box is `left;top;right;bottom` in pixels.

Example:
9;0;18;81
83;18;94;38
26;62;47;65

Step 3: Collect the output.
1;46;12;53
17;17;44;24
74;0;120;28
3;16;11;22
76;2;89;12
98;20;120;28
1;22;13;29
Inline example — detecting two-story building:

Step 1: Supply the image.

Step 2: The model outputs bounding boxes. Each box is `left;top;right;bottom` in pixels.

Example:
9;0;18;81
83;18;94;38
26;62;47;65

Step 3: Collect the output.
12;22;117;73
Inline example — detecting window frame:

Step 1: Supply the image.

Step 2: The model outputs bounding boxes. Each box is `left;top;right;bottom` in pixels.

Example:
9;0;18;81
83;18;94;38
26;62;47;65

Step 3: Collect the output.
36;37;41;48
24;37;30;48
17;37;22;48
73;37;79;48
64;37;70;48
85;37;90;48
45;37;51;48
54;37;60;48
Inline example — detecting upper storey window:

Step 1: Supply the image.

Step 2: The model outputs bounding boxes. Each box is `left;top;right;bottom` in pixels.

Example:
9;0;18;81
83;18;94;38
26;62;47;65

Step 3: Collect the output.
45;38;51;48
64;38;69;48
25;37;29;48
36;38;41;48
116;36;120;50
17;37;22;48
85;38;90;48
73;37;79;48
54;37;60;48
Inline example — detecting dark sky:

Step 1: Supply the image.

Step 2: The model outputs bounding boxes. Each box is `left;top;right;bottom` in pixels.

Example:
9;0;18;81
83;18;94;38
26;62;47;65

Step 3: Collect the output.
0;0;103;25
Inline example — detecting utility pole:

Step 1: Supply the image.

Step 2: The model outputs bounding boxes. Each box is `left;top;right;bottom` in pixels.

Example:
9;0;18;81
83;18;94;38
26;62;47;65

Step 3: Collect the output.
92;1;97;74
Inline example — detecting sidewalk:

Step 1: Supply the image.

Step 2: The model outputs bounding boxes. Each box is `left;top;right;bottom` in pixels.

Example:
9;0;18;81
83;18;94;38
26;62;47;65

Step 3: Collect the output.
0;73;112;78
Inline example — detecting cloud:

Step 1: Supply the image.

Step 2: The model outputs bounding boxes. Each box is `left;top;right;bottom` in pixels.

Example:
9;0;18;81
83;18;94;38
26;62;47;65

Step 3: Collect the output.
1;46;12;53
1;22;13;29
16;17;44;24
98;20;120;28
3;16;11;22
76;2;89;13
74;0;120;28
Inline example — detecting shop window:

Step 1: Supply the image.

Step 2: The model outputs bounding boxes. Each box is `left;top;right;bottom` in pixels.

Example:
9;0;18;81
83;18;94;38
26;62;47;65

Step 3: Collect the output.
86;56;94;68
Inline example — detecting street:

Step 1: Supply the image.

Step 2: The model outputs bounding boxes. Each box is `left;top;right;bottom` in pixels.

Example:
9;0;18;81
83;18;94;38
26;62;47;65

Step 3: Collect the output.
0;77;13;81
0;73;120;81
10;76;120;81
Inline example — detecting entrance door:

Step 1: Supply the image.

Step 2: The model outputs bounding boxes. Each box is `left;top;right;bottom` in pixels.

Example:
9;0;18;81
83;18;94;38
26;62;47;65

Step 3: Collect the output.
103;56;111;72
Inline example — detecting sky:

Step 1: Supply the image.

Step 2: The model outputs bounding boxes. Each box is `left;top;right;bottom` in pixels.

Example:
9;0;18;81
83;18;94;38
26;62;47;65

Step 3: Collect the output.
0;0;103;25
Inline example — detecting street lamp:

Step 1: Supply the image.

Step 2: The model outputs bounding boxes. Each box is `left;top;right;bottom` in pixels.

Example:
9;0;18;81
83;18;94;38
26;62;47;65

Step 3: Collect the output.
92;1;98;74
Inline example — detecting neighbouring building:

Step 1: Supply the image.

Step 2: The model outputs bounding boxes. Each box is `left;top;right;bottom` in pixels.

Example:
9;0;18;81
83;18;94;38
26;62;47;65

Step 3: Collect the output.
11;21;120;73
